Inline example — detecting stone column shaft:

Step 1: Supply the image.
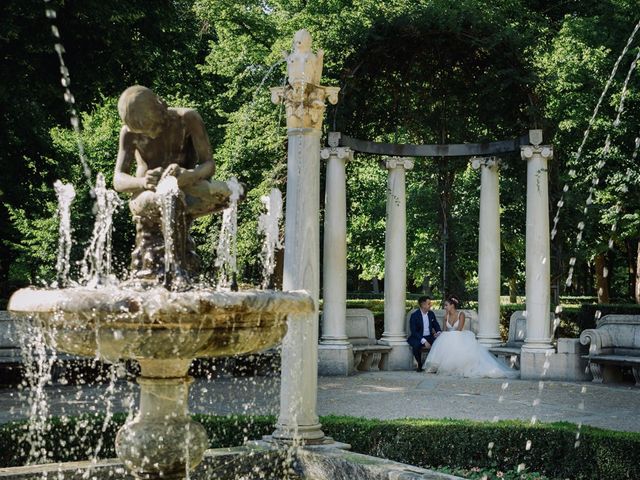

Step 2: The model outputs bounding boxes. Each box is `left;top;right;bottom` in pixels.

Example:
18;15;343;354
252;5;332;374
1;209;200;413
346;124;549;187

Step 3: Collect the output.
269;29;339;442
273;129;324;441
472;156;502;346
522;130;554;352
379;157;414;370
321;146;352;344
318;144;354;376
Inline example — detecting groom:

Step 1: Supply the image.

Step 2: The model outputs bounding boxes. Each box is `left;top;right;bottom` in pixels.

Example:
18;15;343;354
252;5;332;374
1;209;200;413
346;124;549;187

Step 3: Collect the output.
407;296;441;372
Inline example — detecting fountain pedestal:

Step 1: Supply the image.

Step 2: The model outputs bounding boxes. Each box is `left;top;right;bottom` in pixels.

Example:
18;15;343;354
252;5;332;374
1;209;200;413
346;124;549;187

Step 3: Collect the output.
116;375;208;480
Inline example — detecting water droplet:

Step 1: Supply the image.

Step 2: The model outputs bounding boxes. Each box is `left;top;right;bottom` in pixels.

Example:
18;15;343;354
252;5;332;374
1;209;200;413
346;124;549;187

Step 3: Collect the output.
557;200;564;207
54;43;65;54
563;184;569;192
61;77;69;87
525;440;532;450
51;25;60;38
569;169;576;178
64;91;75;104
569;257;576;266
70;116;79;128
45;9;56;18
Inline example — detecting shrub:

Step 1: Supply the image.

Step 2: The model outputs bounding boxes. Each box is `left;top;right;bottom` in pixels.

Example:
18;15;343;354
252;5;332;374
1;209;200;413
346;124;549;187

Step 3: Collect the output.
1;415;639;479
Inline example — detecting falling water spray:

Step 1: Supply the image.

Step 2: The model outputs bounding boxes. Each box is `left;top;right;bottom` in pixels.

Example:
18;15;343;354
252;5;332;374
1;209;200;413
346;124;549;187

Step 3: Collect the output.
53;180;76;287
215;177;243;289
80;173;123;287
258;188;283;289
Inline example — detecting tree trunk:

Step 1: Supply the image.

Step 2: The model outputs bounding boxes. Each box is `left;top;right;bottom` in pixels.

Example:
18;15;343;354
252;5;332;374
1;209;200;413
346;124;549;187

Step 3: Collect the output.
636;240;640;304
595;253;610;304
509;276;517;303
626;238;638;302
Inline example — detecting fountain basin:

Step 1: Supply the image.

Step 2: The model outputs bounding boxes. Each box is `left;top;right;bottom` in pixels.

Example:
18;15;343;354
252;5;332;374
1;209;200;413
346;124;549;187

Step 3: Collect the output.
8;287;313;377
8;287;314;479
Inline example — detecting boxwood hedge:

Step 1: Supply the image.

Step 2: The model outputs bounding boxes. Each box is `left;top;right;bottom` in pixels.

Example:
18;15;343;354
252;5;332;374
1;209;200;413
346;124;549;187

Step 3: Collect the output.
1;415;639;479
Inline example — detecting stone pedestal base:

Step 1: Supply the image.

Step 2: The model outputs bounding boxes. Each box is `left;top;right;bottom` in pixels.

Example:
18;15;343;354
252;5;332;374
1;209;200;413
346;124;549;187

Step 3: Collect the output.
376;341;413;370
318;343;354;376
520;339;591;381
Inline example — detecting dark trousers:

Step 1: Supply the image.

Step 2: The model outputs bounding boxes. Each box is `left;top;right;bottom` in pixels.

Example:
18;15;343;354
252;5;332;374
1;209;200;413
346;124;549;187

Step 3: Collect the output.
412;335;435;367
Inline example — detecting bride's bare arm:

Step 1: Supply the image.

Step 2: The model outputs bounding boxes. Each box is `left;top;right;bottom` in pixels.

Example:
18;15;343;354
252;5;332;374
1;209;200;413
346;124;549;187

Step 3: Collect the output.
458;312;466;331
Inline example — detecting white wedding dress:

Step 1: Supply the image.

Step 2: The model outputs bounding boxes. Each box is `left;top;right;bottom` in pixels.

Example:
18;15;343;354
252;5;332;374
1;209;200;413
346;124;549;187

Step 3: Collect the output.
423;314;518;378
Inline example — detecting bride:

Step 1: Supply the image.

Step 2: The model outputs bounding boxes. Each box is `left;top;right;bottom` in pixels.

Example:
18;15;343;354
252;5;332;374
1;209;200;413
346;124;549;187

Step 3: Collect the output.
423;296;518;378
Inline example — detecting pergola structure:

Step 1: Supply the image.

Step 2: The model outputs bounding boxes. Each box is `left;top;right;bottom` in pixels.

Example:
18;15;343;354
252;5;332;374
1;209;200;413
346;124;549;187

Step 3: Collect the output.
270;29;557;444
318;129;555;373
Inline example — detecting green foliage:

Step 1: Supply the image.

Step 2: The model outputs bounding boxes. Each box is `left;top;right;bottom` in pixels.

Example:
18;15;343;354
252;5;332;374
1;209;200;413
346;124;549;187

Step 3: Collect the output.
2;414;640;480
1;0;639;300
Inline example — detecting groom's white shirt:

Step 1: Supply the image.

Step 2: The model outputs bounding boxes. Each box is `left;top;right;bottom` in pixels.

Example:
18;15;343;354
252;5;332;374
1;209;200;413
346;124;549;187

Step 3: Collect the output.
420;310;430;344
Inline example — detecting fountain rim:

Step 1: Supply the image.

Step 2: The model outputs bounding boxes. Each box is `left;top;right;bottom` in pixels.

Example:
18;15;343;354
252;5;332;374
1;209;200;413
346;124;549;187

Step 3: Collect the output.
7;286;315;317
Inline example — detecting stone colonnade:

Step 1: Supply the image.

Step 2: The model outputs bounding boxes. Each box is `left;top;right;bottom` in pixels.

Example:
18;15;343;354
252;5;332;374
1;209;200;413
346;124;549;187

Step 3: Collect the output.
319;130;554;373
271;30;554;445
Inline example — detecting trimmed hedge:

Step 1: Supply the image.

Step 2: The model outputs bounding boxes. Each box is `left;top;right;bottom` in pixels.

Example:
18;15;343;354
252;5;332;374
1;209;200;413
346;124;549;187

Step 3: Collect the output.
343;298;640;342
2;415;639;479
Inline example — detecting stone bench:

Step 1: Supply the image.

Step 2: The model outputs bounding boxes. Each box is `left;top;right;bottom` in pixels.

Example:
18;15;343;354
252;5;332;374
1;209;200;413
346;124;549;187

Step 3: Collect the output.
580;314;640;386
346;309;391;371
0;311;21;365
488;310;527;369
405;308;478;367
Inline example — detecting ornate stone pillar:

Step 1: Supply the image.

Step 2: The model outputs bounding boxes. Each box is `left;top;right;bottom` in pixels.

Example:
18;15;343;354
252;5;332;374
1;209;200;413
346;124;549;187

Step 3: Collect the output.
379;156;414;370
318;133;354;375
471;156;502;346
270;29;339;443
521;130;554;353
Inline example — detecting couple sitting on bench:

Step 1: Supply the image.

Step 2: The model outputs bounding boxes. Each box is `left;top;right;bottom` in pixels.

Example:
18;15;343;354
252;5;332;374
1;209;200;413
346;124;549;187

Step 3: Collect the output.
407;296;517;378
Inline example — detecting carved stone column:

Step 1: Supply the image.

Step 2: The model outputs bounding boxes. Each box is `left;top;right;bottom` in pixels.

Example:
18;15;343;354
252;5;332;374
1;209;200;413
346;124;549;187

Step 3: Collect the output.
319;133;354;376
270;29;339;443
471;156;502;346
379;156;414;370
521;130;554;353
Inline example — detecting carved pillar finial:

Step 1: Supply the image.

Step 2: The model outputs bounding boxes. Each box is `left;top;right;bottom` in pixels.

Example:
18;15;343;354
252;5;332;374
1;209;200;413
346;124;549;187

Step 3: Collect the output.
270;30;339;129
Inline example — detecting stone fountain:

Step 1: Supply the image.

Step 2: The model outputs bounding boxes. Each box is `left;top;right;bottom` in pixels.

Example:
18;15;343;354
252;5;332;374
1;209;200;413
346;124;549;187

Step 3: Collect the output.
8;84;314;480
6;29;463;480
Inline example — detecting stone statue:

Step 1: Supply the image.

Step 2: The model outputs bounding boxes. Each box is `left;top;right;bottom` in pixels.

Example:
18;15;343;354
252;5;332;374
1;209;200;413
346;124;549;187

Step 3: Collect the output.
113;85;233;287
286;29;324;89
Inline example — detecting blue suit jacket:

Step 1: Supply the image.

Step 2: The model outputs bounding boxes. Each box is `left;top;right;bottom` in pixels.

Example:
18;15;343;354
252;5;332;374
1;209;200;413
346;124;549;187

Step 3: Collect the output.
407;309;441;348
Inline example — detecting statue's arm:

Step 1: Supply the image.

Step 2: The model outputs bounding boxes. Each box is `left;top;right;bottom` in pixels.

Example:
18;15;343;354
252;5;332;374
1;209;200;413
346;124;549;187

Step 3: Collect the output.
113;126;144;193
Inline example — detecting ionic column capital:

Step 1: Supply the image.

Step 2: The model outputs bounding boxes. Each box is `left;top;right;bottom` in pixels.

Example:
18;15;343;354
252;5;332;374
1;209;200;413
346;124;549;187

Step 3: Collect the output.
320;146;353;162
382;156;414;171
521;145;553;161
471;156;501;170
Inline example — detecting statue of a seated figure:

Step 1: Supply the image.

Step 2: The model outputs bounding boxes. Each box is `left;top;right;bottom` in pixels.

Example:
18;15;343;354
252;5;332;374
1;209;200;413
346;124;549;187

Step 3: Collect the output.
114;85;232;287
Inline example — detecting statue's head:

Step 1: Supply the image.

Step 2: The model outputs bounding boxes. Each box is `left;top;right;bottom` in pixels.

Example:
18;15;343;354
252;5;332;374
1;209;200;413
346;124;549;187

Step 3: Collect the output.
118;86;167;139
292;29;312;53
